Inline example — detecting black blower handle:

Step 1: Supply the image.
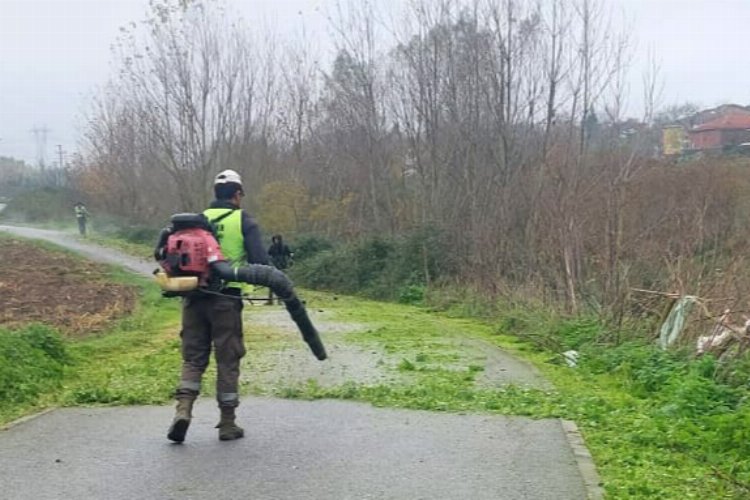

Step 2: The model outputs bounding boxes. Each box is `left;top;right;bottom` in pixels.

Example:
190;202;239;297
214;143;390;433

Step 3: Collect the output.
210;261;327;361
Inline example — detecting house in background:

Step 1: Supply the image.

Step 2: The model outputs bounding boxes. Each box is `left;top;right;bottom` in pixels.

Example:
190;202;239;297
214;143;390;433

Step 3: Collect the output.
690;104;750;128
688;111;750;152
661;104;750;156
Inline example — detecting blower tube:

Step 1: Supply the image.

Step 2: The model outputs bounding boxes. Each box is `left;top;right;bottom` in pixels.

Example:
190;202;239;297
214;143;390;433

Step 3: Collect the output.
211;261;327;361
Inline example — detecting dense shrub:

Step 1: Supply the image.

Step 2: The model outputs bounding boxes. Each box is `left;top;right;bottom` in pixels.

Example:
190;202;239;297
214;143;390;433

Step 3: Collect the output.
291;235;335;261
398;284;426;304
292;249;347;289
291;227;453;301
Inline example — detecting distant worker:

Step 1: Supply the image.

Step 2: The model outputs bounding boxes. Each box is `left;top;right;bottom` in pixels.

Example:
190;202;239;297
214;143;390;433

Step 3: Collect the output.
74;202;90;236
267;234;293;304
269;234;293;270
167;169;269;443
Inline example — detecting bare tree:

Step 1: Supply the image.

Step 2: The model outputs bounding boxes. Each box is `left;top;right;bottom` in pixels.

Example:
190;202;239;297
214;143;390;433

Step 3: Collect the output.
324;0;394;233
110;0;259;210
80;0;737;317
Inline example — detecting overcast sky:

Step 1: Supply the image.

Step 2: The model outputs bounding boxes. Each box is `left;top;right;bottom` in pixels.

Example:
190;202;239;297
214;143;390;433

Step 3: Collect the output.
1;0;749;165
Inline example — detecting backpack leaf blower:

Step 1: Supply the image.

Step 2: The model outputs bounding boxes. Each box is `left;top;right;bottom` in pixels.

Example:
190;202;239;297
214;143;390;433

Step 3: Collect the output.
153;213;327;361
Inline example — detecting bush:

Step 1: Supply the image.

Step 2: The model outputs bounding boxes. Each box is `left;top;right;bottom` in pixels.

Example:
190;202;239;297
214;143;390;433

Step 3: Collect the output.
1;186;77;222
291;237;397;297
398;284;426;304
353;237;394;286
550;317;605;350
390;226;456;284
291;249;351;290
0;325;69;405
291;227;453;302
113;225;161;245
291;235;334;262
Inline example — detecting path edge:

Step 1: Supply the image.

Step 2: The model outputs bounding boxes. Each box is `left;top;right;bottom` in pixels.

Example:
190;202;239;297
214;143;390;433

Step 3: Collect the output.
561;419;604;500
1;407;58;432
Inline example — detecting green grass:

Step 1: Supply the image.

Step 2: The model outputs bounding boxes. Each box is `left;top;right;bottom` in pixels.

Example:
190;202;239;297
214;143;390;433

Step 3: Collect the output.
0;277;181;426
0;324;70;421
60;280;182;406
0;235;183;426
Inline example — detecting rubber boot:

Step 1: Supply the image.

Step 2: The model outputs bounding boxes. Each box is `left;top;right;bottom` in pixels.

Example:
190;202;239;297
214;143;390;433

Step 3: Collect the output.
167;398;194;443
216;407;244;441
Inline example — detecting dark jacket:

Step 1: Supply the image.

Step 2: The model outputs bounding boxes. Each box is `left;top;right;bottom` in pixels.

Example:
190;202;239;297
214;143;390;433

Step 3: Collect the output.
208;200;269;265
268;236;293;270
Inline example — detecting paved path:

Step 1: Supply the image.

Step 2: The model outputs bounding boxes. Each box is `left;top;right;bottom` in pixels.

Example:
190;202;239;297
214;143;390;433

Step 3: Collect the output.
0;225;599;500
0;224;154;276
0;399;591;500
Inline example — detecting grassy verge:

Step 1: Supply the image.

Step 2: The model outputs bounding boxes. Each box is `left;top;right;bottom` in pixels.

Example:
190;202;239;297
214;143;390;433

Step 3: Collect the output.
0;291;180;425
0;324;70;424
59;276;182;406
0;242;182;426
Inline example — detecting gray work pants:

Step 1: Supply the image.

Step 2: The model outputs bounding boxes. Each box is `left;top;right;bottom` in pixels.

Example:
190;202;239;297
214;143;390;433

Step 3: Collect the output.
77;217;87;236
176;294;246;407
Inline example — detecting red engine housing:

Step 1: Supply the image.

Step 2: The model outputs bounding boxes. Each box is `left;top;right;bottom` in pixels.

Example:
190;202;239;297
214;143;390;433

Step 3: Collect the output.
160;228;225;285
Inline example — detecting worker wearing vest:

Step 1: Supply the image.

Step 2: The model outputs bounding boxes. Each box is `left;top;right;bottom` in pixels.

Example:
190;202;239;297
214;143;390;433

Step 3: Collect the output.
168;169;269;443
74;202;90;236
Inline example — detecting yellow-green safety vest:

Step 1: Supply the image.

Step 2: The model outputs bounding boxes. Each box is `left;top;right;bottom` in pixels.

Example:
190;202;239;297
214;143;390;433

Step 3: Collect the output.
204;208;245;290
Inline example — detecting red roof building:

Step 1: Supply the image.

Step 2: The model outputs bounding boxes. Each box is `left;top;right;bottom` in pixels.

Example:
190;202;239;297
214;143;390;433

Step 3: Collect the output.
689;112;750;151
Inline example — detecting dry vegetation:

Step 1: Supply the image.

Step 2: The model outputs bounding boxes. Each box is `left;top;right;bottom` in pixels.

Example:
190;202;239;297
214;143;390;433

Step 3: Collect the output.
0;239;137;336
73;0;750;322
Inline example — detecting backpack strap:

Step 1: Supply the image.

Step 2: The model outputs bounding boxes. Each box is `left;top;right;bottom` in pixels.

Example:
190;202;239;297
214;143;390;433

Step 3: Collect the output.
209;208;238;225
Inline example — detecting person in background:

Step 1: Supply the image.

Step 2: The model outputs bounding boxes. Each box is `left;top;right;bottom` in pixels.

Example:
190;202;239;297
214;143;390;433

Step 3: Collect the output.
74;202;90;236
267;234;293;304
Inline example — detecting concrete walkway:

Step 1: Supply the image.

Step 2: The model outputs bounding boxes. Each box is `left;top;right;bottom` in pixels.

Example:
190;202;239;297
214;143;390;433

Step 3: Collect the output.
0;225;600;500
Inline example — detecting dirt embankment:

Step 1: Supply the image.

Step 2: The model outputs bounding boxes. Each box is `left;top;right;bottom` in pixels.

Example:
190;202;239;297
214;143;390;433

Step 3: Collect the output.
0;238;137;336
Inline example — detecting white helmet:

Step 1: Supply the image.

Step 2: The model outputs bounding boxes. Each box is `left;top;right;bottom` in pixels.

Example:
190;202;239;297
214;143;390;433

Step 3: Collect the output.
214;169;243;187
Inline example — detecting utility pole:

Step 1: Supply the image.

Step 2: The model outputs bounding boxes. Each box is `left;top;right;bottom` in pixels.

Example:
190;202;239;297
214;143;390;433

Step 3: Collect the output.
56;144;65;169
